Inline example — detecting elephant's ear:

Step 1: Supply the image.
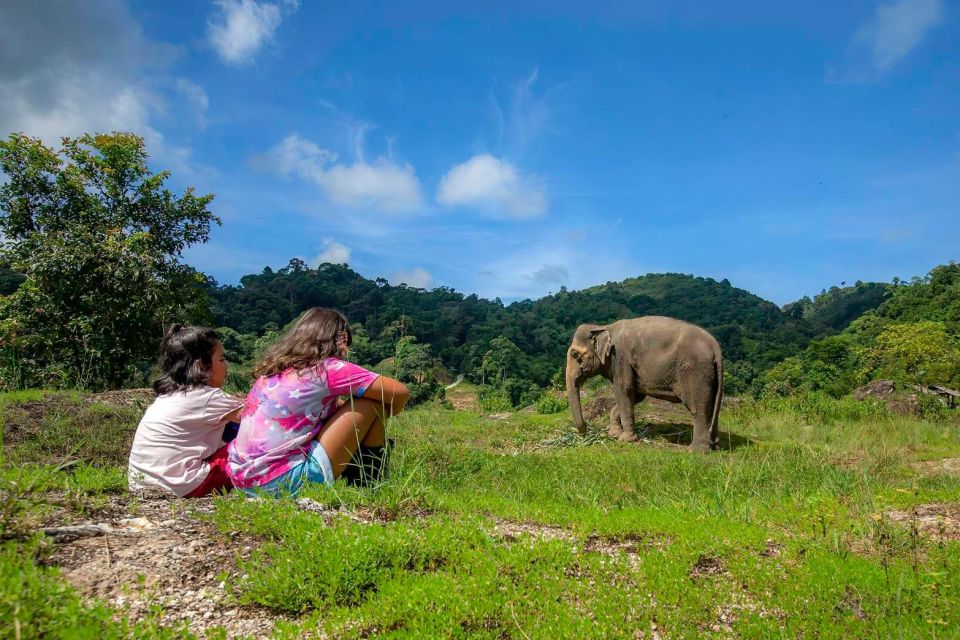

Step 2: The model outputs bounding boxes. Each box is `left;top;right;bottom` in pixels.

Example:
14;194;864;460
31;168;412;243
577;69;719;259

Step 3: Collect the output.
590;328;612;365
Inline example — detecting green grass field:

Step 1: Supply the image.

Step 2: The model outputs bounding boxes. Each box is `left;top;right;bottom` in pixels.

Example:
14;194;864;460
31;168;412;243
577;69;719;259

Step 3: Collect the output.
2;389;960;639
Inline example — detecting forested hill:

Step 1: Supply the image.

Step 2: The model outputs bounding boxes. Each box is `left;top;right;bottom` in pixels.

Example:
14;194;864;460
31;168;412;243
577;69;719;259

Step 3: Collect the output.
209;260;888;393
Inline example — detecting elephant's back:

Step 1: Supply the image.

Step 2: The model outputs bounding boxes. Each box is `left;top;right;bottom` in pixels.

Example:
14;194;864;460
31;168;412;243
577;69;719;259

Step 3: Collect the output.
615;316;721;357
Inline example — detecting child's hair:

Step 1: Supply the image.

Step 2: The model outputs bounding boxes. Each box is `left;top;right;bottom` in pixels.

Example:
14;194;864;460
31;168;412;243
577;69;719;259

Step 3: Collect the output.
153;324;221;395
253;308;352;379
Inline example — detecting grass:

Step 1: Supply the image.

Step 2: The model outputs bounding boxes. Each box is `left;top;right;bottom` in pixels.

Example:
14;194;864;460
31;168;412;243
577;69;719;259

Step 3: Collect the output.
2;388;960;638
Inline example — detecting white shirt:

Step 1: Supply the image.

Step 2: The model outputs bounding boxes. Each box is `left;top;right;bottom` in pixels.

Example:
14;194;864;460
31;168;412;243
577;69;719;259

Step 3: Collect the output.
128;387;243;497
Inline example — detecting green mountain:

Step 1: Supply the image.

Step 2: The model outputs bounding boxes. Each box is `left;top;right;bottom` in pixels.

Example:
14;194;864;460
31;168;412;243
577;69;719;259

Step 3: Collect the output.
764;264;960;396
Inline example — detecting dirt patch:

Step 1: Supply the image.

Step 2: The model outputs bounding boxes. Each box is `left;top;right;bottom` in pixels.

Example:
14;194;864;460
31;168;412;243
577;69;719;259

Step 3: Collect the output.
759;539;784;558
690;554;728;580
43;496;290;639
88;388;155;409
583;532;669;556
583;396;617;422
911;458;960;477
883;502;960;542
492;519;669;565
446;387;479;412
493;519;576;544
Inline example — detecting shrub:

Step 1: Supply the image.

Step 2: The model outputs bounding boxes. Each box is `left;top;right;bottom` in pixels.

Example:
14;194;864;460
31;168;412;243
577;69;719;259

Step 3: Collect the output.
478;386;512;413
536;393;568;414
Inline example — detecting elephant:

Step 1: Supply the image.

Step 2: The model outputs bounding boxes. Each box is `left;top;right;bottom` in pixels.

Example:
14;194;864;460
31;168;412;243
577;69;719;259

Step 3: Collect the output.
566;316;723;452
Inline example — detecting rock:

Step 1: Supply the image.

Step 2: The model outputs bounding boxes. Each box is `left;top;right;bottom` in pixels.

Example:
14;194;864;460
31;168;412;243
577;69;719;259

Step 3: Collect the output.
888;394;920;417
852;380;921;416
852;380;896;401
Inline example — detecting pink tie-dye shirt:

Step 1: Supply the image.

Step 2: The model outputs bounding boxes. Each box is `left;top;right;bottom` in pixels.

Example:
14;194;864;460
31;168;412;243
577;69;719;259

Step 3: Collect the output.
226;358;380;488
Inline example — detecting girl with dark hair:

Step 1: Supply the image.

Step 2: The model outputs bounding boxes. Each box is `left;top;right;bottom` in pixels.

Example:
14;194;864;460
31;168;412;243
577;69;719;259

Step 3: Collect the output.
128;324;245;497
227;308;409;496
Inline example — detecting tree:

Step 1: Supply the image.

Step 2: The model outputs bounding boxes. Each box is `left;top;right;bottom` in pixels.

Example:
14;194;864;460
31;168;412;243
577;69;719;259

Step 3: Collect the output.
393;335;442;405
859;321;960;386
0;133;217;389
479;336;523;385
394;335;433;384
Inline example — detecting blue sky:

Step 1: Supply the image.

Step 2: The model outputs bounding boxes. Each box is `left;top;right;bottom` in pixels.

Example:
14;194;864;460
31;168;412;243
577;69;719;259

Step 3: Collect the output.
1;1;957;304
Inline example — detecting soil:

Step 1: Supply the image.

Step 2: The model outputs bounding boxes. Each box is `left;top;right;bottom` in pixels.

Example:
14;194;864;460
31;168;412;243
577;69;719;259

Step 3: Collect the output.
41;496;289;639
883;502;960;543
911;458;960;476
446;386;479;411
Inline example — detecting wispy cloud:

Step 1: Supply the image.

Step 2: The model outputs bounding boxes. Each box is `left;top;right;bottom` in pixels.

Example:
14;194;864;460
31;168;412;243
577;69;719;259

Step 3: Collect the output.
391;267;433;289
527;264;569;286
865;0;943;71
257;134;423;213
206;0;299;66
488;68;566;157
831;0;944;80
173;78;209;126
437;154;546;218
473;242;631;301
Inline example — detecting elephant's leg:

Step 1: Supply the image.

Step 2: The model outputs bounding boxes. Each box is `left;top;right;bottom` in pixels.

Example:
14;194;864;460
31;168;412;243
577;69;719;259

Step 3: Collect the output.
608;405;623;438
613;385;638;443
680;377;715;452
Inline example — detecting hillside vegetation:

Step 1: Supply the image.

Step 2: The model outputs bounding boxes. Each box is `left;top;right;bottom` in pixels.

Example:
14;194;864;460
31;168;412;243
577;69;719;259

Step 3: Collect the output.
207;263;894;397
765;264;960;397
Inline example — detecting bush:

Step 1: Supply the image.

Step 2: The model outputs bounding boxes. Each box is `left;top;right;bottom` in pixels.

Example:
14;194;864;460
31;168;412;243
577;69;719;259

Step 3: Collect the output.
737;391;890;423
407;380;445;407
478;386;512;413
502;377;541;408
536;393;568;414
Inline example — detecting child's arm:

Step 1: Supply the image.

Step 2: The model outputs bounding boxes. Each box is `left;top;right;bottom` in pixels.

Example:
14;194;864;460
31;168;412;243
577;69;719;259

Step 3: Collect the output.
358;376;410;417
222;405;244;423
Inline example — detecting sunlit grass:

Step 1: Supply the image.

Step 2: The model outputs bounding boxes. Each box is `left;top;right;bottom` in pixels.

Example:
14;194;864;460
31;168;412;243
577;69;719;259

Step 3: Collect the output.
2;389;960;637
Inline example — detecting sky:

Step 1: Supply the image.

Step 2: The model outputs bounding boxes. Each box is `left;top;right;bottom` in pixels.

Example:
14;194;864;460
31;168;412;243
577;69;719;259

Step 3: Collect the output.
1;0;958;305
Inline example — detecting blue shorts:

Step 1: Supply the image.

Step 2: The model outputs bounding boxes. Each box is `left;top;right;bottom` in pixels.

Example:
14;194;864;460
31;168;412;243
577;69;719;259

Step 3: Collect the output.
241;441;335;498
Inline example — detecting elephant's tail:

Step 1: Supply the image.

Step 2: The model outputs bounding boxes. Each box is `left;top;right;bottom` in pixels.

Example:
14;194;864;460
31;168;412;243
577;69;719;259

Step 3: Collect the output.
710;354;724;448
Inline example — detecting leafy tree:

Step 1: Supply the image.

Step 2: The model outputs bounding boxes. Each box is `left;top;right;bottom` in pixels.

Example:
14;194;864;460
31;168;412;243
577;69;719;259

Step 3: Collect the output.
394;335;433;384
859;321;960;386
217;326;257;363
479;336;523;385
0;133;217;389
394;335;442;405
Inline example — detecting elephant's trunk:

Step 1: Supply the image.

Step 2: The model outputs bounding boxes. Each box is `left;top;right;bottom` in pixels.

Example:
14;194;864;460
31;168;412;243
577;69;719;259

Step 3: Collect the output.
566;366;586;436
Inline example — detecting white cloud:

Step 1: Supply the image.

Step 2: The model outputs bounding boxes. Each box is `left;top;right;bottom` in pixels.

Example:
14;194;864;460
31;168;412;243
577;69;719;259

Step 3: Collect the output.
0;2;206;180
834;0;944;78
206;0;298;66
390;267;433;289
437;154;546;218
311;239;351;266
259;134;423;213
